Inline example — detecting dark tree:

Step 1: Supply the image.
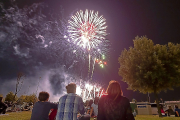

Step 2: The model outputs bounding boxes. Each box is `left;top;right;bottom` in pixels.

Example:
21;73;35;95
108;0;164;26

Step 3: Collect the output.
118;36;180;117
14;72;25;101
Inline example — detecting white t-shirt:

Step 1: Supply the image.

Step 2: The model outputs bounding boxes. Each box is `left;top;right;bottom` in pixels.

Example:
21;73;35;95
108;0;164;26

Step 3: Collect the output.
91;103;98;116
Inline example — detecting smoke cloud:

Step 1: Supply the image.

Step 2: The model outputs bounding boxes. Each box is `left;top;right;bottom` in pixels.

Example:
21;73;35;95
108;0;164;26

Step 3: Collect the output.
0;1;88;101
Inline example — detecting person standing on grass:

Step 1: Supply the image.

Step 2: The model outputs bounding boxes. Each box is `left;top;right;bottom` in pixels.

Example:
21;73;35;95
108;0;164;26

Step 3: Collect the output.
97;80;135;120
56;83;90;120
0;96;8;114
30;91;58;120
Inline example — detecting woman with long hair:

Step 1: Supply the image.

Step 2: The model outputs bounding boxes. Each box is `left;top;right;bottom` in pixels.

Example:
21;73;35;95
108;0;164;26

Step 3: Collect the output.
97;80;135;120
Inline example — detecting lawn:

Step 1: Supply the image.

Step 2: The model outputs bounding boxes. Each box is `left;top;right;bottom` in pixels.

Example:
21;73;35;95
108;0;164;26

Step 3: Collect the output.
0;111;180;120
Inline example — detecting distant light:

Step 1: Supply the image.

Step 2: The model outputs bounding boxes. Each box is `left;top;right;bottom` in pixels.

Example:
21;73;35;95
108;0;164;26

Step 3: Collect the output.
100;64;104;68
76;86;82;95
102;54;105;59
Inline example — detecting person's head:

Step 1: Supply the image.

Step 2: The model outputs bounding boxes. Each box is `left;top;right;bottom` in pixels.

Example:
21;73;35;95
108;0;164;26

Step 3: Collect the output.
89;99;93;106
94;97;99;104
0;97;3;102
175;105;178;109
168;106;172;109
85;100;89;106
160;104;163;109
106;80;123;101
38;91;49;101
66;83;76;93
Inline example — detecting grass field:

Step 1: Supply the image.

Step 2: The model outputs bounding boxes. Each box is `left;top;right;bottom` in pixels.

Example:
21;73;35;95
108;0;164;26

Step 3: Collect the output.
0;111;180;120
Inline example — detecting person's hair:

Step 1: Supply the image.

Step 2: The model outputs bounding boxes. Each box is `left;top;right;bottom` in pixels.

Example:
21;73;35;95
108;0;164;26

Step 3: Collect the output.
0;97;3;102
160;104;163;109
168;106;172;109
94;97;99;104
38;91;49;101
66;83;76;93
89;99;93;107
85;100;89;106
175;105;178;109
106;80;123;101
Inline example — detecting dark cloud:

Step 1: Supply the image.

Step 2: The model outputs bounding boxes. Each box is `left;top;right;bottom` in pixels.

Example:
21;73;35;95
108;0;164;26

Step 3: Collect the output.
49;70;66;95
0;1;88;101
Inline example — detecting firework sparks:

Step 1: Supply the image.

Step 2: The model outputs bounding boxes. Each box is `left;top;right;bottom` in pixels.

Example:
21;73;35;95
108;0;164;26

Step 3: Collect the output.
96;57;107;68
76;82;103;101
65;9;108;78
67;9;107;51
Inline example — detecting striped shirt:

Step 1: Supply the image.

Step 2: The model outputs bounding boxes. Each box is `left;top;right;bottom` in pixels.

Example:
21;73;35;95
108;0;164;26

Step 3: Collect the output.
56;93;85;120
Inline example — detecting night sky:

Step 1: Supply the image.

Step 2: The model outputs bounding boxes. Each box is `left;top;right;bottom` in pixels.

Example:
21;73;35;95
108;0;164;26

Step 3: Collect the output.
0;0;180;102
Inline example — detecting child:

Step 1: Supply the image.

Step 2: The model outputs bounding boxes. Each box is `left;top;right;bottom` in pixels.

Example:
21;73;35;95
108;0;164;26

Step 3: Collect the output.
30;91;58;120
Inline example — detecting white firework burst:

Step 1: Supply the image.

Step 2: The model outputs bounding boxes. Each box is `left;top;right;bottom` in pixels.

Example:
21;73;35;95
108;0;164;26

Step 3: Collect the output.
67;9;107;51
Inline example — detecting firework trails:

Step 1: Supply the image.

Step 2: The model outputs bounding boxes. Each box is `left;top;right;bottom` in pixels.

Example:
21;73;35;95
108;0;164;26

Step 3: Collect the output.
76;82;104;101
65;9;108;78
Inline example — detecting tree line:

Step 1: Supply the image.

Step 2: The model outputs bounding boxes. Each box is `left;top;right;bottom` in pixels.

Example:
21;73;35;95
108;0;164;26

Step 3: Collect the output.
3;91;37;105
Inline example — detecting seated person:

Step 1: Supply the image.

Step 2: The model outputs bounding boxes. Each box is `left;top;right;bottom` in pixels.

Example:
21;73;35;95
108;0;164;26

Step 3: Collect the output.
175;105;180;117
160;104;166;116
165;106;175;116
86;99;93;115
90;97;99;117
0;97;7;114
30;91;58;120
85;100;90;114
56;83;90;120
24;104;30;111
97;80;135;120
49;109;57;120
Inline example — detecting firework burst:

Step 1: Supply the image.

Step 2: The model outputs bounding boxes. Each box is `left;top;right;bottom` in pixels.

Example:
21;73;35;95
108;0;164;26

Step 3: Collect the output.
67;9;107;52
65;9;109;79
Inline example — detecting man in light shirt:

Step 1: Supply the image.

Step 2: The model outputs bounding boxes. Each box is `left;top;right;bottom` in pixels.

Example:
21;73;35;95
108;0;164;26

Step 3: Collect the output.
56;83;90;120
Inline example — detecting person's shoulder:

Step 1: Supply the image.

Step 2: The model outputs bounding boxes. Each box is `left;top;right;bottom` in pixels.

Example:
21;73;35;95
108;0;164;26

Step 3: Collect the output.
68;93;82;99
75;94;82;98
99;94;108;101
34;101;41;105
121;96;128;100
74;94;83;100
121;96;130;102
45;101;57;104
91;103;95;106
175;108;179;111
59;94;68;99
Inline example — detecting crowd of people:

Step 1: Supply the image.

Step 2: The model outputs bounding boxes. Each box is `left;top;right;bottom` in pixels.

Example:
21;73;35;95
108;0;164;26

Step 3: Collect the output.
1;80;180;120
0;99;33;113
160;104;180;117
30;80;135;120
